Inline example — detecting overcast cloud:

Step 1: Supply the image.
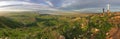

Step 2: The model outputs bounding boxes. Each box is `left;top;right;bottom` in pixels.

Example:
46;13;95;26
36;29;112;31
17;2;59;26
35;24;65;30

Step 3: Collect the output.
0;0;120;11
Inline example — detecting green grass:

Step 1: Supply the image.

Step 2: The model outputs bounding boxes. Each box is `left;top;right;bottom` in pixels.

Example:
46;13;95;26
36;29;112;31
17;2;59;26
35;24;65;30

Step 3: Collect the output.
0;12;116;39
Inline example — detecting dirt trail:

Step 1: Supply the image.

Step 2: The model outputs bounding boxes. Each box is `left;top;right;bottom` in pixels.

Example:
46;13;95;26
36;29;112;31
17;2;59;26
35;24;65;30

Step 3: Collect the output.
107;26;120;39
112;28;120;39
107;13;120;39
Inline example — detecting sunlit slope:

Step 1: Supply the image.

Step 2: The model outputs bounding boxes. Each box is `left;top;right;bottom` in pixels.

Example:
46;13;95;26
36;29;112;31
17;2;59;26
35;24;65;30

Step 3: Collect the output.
0;12;119;39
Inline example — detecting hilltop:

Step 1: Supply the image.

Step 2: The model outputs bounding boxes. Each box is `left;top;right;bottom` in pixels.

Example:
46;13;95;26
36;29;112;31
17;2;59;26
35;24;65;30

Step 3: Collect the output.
0;12;119;39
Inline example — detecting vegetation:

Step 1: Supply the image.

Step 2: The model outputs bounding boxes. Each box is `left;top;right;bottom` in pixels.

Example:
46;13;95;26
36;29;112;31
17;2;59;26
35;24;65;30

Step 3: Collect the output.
0;12;118;39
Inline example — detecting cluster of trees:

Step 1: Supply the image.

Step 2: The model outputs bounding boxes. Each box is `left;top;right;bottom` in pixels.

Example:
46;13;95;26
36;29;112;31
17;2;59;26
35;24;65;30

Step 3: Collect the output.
0;13;116;39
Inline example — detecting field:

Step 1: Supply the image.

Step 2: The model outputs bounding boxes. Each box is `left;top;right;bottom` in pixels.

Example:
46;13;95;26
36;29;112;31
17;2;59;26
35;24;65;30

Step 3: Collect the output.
0;12;120;39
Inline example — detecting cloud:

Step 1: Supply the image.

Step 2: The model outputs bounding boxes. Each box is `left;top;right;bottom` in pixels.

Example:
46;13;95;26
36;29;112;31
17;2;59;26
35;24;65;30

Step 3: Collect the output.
45;0;54;7
0;0;31;2
24;0;31;1
0;1;58;11
0;0;29;1
61;0;75;8
59;0;108;10
0;0;120;11
59;0;120;11
46;0;64;7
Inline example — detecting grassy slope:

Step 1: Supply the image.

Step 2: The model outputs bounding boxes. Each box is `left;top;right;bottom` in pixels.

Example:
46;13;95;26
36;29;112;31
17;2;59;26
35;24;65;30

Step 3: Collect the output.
0;12;119;39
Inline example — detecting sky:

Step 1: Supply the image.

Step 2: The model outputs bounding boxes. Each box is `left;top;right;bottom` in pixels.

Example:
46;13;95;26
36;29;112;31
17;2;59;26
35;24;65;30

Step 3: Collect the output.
0;0;120;12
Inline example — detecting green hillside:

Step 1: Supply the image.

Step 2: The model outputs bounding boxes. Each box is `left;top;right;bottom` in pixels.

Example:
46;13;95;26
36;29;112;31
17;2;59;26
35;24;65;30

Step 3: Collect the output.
0;12;119;39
